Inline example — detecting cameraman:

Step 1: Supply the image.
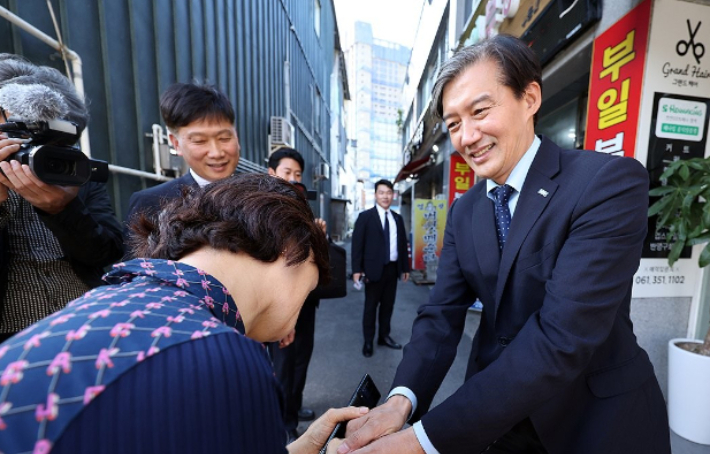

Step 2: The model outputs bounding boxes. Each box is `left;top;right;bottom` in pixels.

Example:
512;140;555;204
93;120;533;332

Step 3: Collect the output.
0;55;123;342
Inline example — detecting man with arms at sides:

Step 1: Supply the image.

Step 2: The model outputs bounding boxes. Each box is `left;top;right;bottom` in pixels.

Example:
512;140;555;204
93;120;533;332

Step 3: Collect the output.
124;82;240;252
0;55;123;342
351;179;410;359
338;35;670;454
268;147;324;442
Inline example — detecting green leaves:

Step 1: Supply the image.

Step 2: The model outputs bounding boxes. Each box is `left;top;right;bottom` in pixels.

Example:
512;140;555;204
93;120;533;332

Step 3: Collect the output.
650;157;710;267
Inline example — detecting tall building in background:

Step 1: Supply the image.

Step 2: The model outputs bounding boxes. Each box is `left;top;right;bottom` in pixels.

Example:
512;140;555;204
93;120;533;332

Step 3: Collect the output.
344;21;410;212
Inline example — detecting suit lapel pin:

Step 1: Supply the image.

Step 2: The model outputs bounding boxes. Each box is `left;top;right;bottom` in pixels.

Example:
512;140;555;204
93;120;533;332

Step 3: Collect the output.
537;188;549;197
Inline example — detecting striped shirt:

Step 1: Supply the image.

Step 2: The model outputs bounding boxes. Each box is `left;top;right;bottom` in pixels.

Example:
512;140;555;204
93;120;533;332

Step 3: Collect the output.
0;191;88;333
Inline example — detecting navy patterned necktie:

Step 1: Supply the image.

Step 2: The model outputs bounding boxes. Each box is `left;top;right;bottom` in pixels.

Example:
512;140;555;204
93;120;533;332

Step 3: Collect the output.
491;184;515;250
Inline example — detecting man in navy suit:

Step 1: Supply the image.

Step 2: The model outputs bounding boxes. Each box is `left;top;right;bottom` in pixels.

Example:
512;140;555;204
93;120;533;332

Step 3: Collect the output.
351;179;410;358
338;36;670;454
124;82;240;253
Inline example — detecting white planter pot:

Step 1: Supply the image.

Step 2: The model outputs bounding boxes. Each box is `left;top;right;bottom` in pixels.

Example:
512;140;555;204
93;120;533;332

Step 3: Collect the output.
668;338;710;445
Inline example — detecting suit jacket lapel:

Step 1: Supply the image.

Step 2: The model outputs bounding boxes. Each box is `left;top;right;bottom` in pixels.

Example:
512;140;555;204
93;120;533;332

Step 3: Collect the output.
169;172;197;196
470;185;500;298
494;139;561;313
182;172;198;187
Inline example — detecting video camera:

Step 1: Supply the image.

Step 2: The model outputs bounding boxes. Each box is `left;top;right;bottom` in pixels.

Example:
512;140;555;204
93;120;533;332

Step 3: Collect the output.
0;118;109;186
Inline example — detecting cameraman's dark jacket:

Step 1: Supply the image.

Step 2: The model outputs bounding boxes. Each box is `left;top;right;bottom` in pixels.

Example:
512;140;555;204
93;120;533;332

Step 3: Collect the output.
0;181;124;307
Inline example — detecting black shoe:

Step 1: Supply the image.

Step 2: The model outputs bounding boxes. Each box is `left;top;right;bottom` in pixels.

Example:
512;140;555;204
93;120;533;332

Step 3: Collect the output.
362;341;373;357
377;336;402;349
286;428;299;444
298;407;315;421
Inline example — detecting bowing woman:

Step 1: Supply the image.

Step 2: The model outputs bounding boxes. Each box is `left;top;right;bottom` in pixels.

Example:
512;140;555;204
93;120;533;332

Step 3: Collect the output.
0;174;365;454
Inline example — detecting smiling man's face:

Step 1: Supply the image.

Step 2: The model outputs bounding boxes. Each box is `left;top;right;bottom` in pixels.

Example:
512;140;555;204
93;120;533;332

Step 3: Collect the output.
442;59;540;185
169;118;240;182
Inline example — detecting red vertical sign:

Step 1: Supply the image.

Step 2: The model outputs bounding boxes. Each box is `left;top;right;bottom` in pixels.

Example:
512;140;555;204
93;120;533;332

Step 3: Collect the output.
448;153;475;205
584;0;651;157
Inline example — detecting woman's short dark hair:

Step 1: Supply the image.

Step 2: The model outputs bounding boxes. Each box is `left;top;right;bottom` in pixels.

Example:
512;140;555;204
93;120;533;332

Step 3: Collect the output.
130;174;330;284
431;34;542;125
160;82;235;132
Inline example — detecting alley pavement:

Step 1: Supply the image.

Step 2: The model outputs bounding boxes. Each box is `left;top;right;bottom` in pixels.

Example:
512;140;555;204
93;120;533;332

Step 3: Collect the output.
297;240;708;454
298;239;480;433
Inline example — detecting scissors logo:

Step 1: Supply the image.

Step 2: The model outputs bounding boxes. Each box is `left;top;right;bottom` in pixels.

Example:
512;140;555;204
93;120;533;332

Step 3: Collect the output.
676;20;705;64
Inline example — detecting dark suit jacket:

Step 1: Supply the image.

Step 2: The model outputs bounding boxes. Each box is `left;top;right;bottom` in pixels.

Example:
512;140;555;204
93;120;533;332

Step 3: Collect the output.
126;173;197;225
392;137;670;454
351;206;409;283
123;173;197;258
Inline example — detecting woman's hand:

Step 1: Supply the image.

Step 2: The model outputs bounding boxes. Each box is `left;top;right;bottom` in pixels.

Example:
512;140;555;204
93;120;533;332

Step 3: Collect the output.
287;406;369;454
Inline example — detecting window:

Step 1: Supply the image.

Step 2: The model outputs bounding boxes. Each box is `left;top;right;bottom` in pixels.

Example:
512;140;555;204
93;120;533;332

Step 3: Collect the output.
314;0;321;37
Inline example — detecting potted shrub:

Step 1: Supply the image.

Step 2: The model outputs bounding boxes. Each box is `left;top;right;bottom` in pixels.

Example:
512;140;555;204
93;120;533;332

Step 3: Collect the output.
648;156;710;445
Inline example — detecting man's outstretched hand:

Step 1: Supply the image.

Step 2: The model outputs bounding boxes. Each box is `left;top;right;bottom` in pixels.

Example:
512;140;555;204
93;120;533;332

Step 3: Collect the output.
337;395;422;453
341;427;423;454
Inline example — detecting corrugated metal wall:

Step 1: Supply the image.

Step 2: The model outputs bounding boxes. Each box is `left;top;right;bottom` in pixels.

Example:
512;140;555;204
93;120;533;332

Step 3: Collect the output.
0;0;337;221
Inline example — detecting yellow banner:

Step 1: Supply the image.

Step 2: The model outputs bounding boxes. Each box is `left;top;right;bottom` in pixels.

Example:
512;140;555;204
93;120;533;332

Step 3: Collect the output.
412;199;447;270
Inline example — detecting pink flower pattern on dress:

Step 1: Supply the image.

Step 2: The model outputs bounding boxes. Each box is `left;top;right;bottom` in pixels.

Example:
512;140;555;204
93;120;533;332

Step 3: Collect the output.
0;259;245;454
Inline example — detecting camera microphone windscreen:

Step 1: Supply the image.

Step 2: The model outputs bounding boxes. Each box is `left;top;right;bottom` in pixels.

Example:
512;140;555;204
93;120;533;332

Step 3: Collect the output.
0;83;69;122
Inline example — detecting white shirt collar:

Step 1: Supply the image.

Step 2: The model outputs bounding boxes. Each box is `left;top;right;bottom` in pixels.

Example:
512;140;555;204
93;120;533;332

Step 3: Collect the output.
375;203;389;218
189;169;213;188
486;135;541;195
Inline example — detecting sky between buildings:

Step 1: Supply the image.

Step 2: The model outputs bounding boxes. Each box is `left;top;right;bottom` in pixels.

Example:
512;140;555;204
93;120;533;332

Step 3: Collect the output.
332;0;425;49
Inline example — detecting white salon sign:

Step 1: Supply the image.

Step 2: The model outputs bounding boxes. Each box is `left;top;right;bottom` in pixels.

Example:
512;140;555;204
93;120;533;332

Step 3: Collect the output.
633;0;710;298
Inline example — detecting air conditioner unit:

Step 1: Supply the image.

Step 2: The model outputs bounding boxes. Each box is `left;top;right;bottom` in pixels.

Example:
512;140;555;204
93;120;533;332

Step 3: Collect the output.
268;116;295;152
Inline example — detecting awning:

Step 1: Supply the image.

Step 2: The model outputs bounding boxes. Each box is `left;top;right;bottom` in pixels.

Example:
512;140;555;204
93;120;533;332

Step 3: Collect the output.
394;155;431;183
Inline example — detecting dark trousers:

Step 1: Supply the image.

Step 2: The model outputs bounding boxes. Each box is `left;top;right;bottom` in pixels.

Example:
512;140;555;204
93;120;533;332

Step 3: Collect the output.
484;418;548;454
271;299;317;431
363;262;398;343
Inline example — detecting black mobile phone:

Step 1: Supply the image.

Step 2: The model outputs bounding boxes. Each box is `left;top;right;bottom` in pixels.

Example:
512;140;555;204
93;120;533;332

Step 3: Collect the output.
319;374;381;454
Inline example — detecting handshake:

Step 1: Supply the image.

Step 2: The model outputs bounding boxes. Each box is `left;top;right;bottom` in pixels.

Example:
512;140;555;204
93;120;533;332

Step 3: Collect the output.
298;375;422;454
